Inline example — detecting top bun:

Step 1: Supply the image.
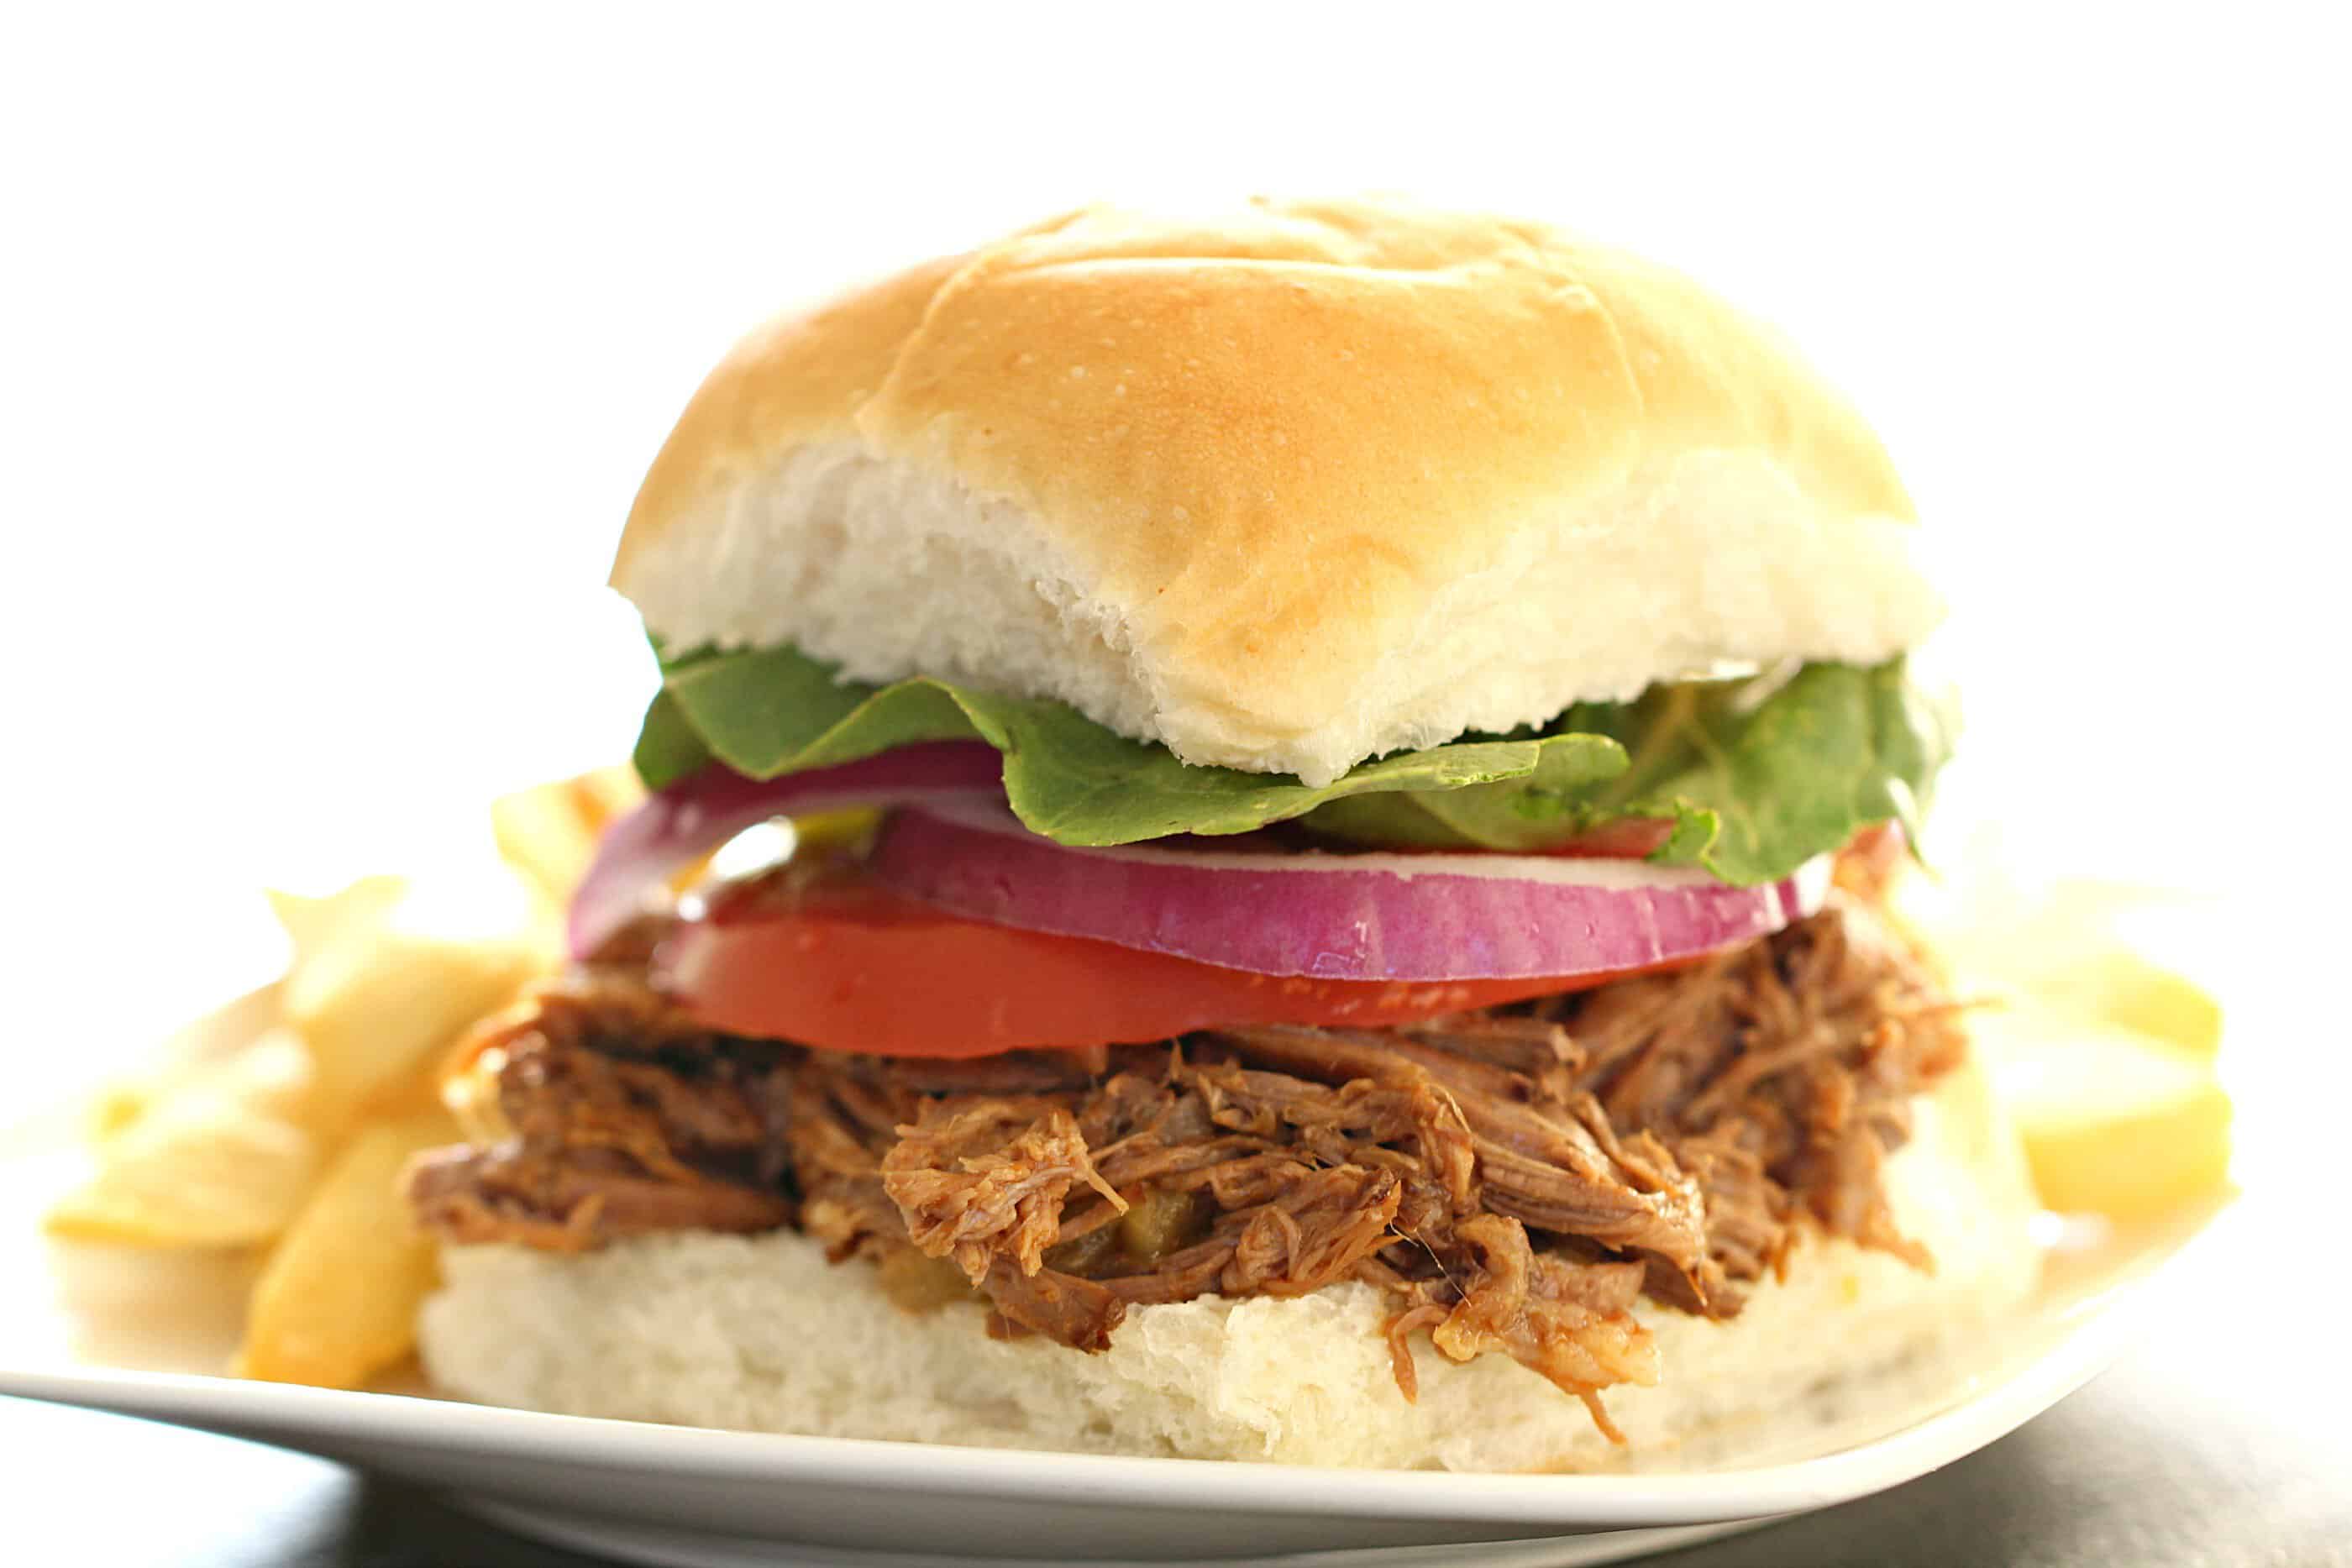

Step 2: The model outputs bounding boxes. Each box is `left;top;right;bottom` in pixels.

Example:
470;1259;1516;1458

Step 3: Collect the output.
612;197;1940;786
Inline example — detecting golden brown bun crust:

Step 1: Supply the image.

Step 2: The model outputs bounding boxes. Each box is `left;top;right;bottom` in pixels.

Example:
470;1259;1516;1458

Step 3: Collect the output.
612;198;1935;784
622;246;971;533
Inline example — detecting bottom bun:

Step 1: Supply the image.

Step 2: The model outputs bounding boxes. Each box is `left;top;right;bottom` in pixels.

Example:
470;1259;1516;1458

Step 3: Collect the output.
420;1056;2040;1471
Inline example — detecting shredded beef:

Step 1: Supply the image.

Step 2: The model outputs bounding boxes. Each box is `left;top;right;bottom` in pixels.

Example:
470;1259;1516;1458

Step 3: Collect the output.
408;1143;794;1248
407;894;1963;1437
405;988;796;1247
881;1099;1124;1282
980;1255;1126;1350
1399;1213;1660;1442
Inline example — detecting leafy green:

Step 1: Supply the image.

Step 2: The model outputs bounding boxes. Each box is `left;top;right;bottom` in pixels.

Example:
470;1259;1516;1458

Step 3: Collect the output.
631;688;713;789
633;642;1951;884
640;642;1625;844
1296;661;1956;884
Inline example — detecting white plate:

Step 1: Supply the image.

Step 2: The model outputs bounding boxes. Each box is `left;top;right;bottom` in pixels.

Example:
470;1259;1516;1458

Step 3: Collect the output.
0;988;2229;1567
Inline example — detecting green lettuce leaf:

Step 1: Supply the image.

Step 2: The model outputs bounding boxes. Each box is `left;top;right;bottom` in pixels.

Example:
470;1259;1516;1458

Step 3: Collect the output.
633;643;1950;884
1298;660;1956;884
640;642;1625;844
631;688;713;788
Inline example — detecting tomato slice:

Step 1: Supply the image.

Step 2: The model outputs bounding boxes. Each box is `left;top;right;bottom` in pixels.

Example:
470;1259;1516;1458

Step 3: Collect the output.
657;871;1673;1059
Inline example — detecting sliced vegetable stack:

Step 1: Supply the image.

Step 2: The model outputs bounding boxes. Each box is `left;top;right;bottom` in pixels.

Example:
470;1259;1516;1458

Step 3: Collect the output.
569;646;1947;1059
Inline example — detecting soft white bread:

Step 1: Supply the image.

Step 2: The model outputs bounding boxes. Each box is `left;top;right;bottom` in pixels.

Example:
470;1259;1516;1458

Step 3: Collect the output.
610;197;1942;786
419;1057;2035;1471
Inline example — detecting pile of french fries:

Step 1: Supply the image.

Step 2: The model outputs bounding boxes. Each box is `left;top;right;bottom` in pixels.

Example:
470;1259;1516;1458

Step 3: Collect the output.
44;767;643;1388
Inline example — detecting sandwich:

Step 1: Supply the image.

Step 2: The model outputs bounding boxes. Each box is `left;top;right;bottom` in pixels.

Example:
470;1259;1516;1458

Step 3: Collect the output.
404;196;2040;1471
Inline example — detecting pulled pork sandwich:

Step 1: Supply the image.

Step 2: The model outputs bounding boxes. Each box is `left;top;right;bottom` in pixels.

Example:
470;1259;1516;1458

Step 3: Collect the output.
407;197;2039;1470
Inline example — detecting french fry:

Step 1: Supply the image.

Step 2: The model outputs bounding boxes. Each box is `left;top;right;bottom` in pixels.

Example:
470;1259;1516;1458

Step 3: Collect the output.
266;876;407;970
491;766;643;909
233;1109;459;1388
85;1080;159;1143
281;887;544;1134
572;763;645;829
47;1034;320;1247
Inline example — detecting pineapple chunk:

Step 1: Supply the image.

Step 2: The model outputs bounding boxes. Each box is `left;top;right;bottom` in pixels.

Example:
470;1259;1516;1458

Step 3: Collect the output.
1916;873;2224;1057
2025;948;2223;1058
1977;1007;2233;1220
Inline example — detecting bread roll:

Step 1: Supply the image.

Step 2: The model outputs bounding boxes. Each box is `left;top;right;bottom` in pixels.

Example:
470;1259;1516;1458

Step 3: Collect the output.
611;197;1940;785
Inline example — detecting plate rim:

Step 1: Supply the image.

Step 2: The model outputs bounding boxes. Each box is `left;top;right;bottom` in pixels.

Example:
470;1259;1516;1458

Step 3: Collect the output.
0;1221;2202;1533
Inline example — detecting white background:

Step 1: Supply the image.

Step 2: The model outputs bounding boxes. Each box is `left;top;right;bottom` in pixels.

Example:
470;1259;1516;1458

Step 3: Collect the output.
3;6;2345;1094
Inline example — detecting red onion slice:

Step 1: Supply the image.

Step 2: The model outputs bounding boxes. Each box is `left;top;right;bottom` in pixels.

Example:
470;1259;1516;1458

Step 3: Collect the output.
566;744;1004;958
869;800;1830;982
